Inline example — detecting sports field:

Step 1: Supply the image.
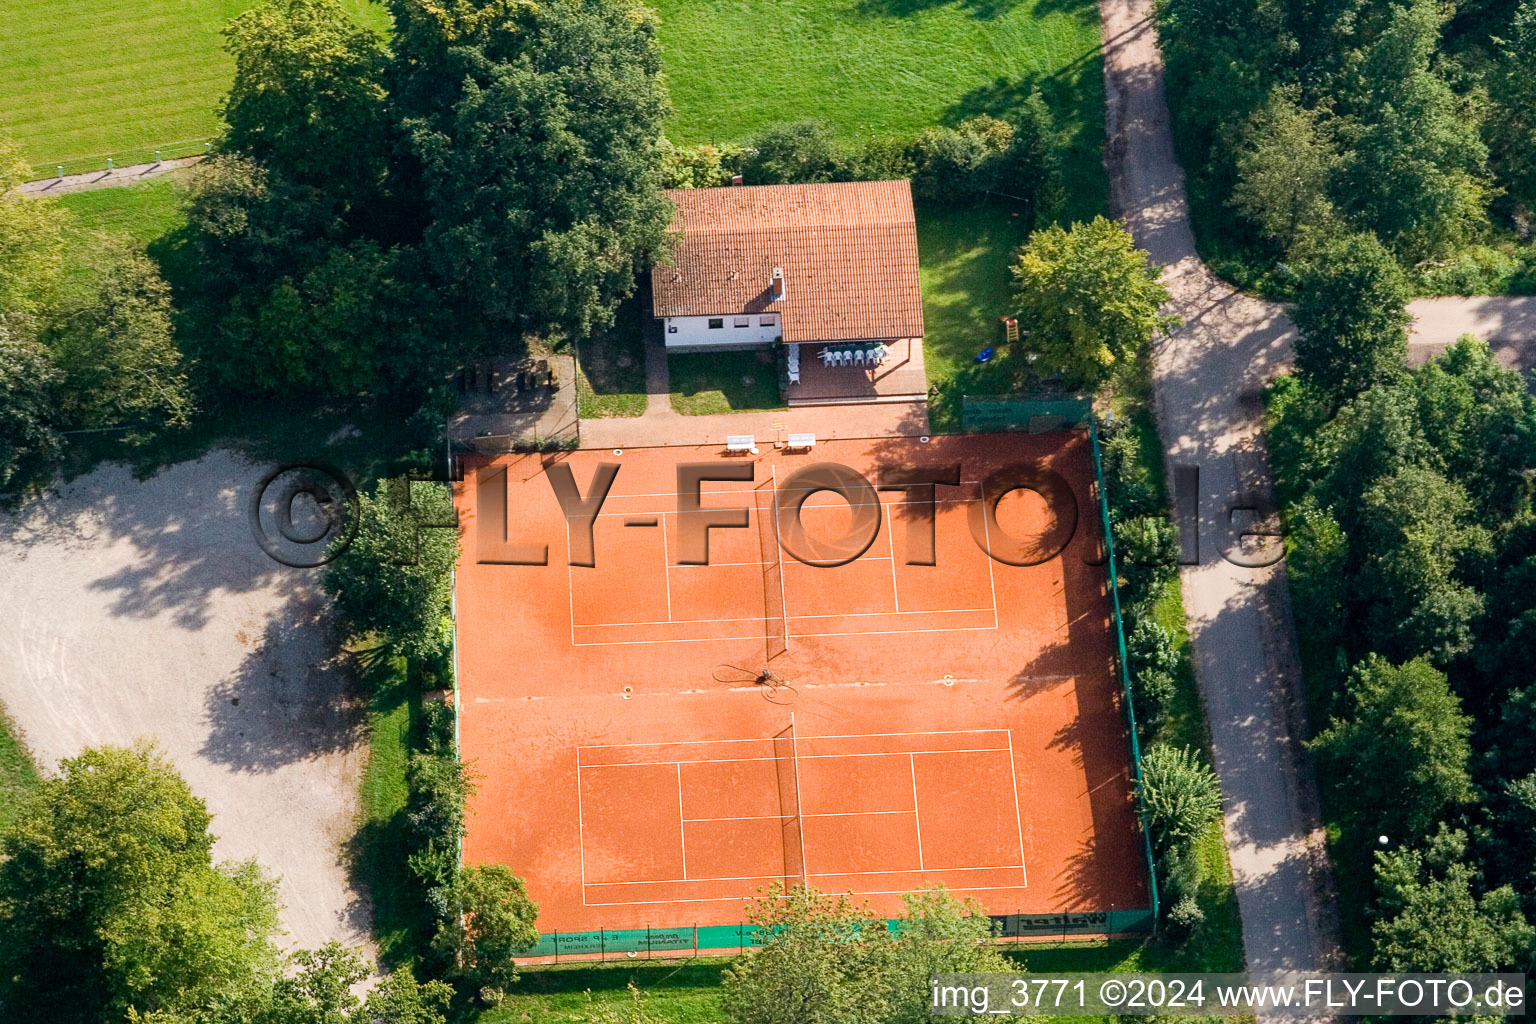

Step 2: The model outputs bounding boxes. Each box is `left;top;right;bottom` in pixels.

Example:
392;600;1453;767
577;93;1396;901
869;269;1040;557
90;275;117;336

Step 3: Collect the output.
453;433;1147;949
0;0;386;172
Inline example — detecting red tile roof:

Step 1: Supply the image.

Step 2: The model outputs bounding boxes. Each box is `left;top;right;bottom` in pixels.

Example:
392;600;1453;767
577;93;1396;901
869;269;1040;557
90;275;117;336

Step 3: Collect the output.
651;180;925;344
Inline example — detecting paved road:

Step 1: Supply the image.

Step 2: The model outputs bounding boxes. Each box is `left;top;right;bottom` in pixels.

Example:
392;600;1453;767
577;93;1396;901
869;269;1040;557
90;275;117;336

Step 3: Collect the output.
1100;0;1343;970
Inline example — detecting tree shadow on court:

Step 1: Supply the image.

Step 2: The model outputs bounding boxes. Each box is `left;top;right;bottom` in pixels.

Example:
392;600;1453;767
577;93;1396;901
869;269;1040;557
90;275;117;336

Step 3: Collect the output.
1005;646;1076;700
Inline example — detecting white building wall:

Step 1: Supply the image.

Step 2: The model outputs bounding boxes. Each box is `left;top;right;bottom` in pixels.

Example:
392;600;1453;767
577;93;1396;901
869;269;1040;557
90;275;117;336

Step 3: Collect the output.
663;313;781;350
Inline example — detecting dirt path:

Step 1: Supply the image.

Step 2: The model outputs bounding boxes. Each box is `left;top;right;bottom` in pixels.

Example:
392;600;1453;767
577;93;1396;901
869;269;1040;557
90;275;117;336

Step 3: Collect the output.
1100;0;1343;970
18;156;203;196
1408;296;1536;369
0;451;370;953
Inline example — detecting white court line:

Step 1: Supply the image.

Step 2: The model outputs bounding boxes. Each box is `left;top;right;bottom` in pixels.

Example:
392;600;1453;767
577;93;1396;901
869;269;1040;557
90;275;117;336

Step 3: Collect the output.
979;480;1001;629
578;747;1010;769
582;882;1031;907
575;749;587;892
910;753;924;871
677;763;687;879
584;864;1027;887
771;465;791;654
573;605;989;629
1006;729;1029;888
659;510;673;621
580;727;1010;750
885;505;901;612
683;809;917;822
790;711;807;883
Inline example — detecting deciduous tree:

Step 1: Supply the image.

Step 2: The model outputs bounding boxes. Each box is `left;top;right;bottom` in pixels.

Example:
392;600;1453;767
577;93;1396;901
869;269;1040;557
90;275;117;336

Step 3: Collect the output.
1372;826;1533;971
0;742;281;1023
1010;217;1175;387
1291;233;1410;401
1310;656;1474;845
321;478;459;665
1230;88;1339;251
1338;0;1490;261
430;864;540;1001
405;0;673;341
43;241;190;433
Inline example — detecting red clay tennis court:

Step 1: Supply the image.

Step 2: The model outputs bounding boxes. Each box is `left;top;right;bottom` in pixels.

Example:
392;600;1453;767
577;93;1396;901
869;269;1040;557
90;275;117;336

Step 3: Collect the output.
453;432;1149;950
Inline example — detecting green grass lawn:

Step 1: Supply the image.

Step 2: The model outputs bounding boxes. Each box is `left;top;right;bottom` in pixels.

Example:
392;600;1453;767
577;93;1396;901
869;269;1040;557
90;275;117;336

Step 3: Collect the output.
669;350;785;415
652;0;1104;167
0;700;39;834
915;204;1033;430
56;175;190;294
0;0;387;173
483;961;732;1023
351;651;432;967
576;298;650;418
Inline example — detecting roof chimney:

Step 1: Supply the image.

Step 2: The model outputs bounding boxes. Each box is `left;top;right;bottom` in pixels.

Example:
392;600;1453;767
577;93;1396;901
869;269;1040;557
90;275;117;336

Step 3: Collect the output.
770;266;786;302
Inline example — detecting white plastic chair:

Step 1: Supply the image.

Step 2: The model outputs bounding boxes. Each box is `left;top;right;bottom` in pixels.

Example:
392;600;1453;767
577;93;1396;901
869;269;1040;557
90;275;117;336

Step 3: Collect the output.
853;348;867;367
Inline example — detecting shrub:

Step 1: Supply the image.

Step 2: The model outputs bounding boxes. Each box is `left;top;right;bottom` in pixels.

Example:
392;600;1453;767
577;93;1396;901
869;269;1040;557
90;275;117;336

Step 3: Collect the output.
1138;744;1223;848
406;751;476;895
1128;620;1181;678
742;120;843;185
1115;515;1179;598
1099;424;1163;520
431;865;540;1002
906;116;1012;205
661;140;748;189
1166;893;1207;939
1133;668;1178;735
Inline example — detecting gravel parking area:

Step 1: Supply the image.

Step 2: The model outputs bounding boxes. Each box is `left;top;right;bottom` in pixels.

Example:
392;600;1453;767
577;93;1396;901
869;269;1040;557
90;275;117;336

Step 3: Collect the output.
0;449;370;953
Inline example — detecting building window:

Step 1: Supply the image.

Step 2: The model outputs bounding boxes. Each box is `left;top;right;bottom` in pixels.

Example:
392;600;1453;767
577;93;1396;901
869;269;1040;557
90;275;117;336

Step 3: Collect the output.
708;318;724;329
759;315;777;326
734;316;751;328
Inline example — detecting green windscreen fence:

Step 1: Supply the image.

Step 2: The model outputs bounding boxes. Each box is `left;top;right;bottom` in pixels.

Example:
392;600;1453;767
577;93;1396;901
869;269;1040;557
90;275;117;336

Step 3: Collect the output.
962;394;1094;433
526;909;1156;959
